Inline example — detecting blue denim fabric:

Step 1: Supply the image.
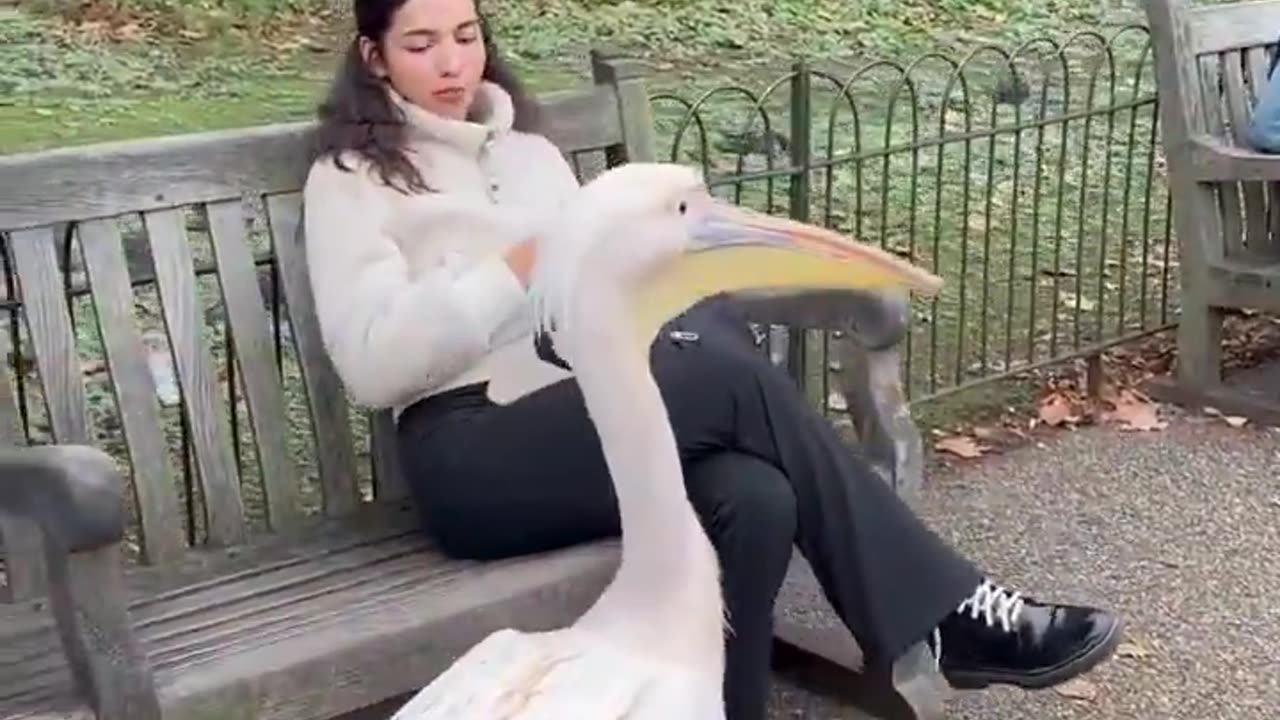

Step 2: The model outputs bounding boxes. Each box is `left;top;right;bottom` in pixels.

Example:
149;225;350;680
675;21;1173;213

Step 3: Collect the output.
1247;50;1280;153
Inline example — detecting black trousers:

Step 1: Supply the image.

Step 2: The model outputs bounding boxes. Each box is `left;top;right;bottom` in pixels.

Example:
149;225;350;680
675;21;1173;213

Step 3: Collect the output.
396;296;981;720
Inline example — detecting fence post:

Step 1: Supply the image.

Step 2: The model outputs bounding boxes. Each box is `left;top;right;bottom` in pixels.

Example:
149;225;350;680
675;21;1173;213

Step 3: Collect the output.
786;59;812;389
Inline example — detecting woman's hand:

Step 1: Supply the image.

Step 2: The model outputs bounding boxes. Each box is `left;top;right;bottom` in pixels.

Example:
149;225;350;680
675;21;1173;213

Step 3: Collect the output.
504;237;537;289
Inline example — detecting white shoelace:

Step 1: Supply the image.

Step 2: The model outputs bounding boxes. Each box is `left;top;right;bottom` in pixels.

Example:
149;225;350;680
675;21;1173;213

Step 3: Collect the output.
929;580;1027;670
959;580;1026;632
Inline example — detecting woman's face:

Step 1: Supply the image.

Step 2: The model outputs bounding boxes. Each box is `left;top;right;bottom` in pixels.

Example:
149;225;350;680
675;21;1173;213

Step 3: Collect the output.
363;0;488;121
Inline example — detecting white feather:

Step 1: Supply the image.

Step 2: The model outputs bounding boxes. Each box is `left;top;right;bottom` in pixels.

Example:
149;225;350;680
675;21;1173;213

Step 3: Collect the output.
389;628;724;720
391;164;727;719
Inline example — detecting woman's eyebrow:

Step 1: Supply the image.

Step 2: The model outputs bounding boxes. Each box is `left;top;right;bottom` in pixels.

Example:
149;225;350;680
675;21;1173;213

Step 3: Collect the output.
402;19;480;38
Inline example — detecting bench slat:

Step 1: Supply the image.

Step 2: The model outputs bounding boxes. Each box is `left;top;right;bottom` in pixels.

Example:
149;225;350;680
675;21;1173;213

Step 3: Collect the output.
369;411;407;502
1197;57;1247;255
206;201;304;532
1188;0;1280;56
79;219;187;565
143;209;247;547
265;193;361;517
1;508;616;720
1219;53;1272;250
10;227;89;444
0;87;621;233
0;313;47;601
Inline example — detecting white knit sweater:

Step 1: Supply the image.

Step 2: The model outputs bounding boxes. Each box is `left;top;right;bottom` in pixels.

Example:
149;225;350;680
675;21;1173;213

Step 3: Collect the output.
303;81;580;412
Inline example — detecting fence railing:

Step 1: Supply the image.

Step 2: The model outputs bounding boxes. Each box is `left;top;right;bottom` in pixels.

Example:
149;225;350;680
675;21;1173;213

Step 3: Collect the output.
648;25;1177;404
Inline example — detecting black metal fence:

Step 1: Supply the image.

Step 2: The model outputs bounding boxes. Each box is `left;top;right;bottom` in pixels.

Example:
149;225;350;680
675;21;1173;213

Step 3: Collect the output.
648;25;1176;404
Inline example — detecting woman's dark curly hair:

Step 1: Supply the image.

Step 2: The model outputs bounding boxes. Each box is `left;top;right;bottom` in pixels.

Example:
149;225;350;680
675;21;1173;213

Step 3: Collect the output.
310;0;541;194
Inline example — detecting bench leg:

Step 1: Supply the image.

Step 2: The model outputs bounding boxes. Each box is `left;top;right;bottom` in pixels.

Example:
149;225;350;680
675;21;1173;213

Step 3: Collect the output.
1175;300;1225;391
1147;301;1280;424
772;618;948;719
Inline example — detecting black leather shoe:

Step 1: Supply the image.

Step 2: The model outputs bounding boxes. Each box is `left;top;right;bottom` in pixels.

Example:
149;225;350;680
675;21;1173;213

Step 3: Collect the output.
931;580;1122;690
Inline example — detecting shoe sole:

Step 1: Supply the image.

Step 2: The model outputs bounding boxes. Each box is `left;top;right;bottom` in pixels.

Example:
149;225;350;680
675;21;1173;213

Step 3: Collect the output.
943;614;1125;691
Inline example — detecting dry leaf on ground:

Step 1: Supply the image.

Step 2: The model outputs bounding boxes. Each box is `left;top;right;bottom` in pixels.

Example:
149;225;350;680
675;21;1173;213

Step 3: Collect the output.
1038;392;1079;427
1116;642;1152;660
935;436;987;459
1054;677;1099;701
1104;390;1168;432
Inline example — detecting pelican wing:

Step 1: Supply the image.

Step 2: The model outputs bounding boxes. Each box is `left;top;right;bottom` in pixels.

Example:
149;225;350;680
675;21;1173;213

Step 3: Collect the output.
391;627;725;719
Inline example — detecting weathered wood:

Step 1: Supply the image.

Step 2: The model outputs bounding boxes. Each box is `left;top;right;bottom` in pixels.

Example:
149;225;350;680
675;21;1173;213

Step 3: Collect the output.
0;312;46;602
1219;54;1270;251
1186;0;1280;55
206;200;304;531
1197;57;1245;257
591;51;660;165
1189;135;1280;180
9;227;89;445
834;339;924;501
369;410;408;503
1146;0;1280;421
44;545;161;720
0;86;621;232
144;209;247;546
1;509;618;720
265;193;361;517
0;444;156;720
79;219;187;566
773;620;943;720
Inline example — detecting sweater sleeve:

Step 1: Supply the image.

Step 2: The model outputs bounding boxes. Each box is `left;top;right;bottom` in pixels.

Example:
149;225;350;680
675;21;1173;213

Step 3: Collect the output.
302;158;529;409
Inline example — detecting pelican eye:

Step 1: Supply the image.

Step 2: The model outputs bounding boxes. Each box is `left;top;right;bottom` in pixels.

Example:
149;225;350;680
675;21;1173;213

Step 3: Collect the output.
677;201;688;215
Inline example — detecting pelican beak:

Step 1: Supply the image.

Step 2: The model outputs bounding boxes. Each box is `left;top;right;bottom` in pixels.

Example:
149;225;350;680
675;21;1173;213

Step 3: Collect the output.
685;201;943;295
632;200;942;344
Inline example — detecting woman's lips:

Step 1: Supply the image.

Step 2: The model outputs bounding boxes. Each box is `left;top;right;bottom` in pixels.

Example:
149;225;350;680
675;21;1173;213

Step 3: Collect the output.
433;87;466;103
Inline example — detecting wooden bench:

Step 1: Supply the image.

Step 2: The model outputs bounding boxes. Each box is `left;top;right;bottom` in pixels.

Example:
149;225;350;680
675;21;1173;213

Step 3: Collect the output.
0;52;940;720
1144;0;1280;423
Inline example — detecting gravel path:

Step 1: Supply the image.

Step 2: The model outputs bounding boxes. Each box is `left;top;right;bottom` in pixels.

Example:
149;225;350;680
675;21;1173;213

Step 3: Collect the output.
767;411;1280;719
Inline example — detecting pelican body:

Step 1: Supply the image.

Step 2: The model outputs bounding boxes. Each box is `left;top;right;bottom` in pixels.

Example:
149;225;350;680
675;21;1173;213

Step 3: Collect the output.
391;163;943;719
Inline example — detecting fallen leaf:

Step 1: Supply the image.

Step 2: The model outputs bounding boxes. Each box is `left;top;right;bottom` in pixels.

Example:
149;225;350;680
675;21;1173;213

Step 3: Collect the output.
1104;390;1168;432
972;425;1000;441
1038;393;1078;427
1223;415;1249;428
1116;642;1151;660
1054;677;1099;701
935;436;986;459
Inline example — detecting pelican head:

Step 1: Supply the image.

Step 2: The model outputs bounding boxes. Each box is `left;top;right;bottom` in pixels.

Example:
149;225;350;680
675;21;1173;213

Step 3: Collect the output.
528;162;943;363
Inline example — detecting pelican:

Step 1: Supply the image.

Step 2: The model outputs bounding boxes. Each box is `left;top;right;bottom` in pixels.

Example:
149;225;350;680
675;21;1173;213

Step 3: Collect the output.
390;162;943;719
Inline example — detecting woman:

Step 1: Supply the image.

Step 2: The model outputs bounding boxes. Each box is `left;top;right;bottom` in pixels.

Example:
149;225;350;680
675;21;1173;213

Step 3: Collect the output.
302;1;1121;717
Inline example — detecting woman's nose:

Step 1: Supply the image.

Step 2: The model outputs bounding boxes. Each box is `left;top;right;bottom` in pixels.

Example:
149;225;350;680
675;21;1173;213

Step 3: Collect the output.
435;42;462;76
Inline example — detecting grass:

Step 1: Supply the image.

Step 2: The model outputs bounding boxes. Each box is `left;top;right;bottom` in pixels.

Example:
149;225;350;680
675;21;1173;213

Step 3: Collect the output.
0;0;1186;552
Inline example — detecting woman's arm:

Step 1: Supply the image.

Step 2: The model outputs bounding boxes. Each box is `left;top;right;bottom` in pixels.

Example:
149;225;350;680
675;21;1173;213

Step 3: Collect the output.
302;158;532;409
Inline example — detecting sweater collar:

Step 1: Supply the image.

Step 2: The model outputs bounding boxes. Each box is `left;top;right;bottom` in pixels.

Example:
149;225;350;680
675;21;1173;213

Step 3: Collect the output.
389;80;515;155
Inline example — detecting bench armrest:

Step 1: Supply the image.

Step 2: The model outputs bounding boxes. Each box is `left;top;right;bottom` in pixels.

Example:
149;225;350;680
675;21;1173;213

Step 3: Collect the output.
1187;135;1280;182
734;289;924;500
0;445;161;720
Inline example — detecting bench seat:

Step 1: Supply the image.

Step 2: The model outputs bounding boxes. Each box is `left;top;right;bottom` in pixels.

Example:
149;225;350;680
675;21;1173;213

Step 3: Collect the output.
1;503;617;720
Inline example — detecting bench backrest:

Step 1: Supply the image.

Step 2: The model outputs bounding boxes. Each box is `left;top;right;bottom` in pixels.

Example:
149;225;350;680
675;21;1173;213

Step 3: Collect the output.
0;52;656;602
1146;0;1280;259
